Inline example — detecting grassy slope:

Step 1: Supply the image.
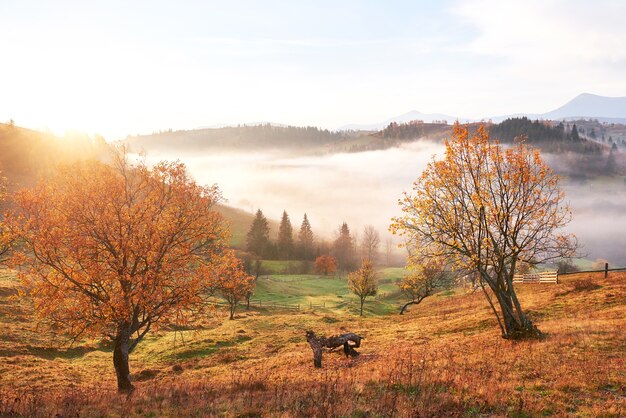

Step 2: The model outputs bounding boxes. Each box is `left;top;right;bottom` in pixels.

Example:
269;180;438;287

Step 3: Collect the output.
0;270;624;417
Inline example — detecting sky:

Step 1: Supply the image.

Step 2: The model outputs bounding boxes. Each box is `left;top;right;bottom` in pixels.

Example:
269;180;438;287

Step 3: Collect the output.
1;0;626;140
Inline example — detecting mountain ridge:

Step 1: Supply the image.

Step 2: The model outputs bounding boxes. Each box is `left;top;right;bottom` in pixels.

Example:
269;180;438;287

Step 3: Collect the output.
340;93;626;131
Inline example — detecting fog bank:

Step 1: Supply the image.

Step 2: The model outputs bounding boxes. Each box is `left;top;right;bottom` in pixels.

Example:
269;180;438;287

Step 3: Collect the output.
142;143;626;265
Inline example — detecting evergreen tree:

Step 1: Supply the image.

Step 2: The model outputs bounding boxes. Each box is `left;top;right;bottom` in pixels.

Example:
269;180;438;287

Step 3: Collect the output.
571;124;580;142
277;210;294;260
298;213;315;261
605;149;617;175
246;209;270;257
333;222;355;270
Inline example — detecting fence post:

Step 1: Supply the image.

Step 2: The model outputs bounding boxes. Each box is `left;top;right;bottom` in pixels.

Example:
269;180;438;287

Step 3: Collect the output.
605;263;609;278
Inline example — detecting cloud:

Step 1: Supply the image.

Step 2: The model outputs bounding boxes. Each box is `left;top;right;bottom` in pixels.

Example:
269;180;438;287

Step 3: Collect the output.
451;0;626;92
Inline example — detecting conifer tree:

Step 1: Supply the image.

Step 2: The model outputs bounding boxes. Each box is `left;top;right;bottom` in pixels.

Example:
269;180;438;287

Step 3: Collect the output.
277;210;294;260
246;209;270;257
333;222;355;270
298;213;315;260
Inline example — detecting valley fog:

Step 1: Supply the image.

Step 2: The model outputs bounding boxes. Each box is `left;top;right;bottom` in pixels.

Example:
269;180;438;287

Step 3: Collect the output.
142;143;626;265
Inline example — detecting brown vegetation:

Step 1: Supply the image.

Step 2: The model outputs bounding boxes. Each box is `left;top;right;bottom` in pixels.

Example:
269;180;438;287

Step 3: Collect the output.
0;271;624;416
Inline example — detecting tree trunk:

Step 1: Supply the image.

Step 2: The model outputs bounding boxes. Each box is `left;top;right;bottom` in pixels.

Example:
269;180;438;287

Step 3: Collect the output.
113;324;133;393
229;303;235;320
490;282;541;339
399;299;421;315
305;331;363;368
359;298;364;316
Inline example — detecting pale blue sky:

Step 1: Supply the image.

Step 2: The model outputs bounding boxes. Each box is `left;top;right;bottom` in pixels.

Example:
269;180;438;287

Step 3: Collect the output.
1;0;625;139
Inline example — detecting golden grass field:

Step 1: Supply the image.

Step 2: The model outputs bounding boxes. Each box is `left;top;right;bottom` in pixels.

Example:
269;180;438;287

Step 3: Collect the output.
0;270;624;417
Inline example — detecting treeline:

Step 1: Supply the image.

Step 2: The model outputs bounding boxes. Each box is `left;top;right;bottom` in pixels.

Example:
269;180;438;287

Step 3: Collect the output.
489;117;603;154
126;124;351;152
377;121;449;141
245;209;388;271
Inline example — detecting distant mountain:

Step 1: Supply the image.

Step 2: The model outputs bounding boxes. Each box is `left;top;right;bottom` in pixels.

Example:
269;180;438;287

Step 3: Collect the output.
542;93;626;122
492;93;626;124
339;110;467;131
343;93;626;130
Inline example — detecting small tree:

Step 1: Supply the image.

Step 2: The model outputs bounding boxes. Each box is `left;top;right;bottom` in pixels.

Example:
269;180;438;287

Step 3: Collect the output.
361;225;380;262
557;258;579;274
8;153;228;392
214;250;256;320
348;259;378;316
392;123;577;339
314;255;337;276
399;259;449;315
591;258;609;270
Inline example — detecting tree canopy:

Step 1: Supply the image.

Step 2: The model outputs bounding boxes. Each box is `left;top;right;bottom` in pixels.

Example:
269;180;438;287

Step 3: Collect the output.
348;259;378;316
391;123;576;338
8;152;229;391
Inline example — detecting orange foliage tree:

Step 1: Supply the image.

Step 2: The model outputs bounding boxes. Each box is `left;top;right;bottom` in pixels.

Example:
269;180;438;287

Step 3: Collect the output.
314;254;337;276
391;123;577;339
213;250;255;320
347;259;378;316
8;153;228;392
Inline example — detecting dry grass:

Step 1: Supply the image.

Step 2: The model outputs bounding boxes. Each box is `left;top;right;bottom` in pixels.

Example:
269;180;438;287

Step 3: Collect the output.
0;269;624;417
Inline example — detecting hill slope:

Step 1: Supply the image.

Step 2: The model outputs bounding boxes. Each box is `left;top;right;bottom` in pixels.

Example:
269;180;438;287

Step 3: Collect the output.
0;270;623;416
124;124;353;153
0;123;109;189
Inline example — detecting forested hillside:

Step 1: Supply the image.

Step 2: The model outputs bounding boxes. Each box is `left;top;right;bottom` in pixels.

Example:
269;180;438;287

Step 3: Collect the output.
125;124;353;153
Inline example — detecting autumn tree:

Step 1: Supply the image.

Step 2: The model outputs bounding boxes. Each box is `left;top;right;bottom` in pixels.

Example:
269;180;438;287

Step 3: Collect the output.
392;123;576;338
298;213;315;260
7;153;229;392
361;225;380;262
314;254;337;276
246;209;270;257
277;210;294;259
0;173;13;264
333;222;355;270
399;258;450;315
348;259;378;316
214;250;255;320
240;253;263;309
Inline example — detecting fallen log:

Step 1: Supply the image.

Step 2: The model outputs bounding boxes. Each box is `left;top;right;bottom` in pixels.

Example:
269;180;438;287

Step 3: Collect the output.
305;330;363;368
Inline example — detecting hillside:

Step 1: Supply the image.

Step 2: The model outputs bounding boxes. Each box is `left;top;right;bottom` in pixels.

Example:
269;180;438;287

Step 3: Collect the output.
0;269;624;416
215;204;280;249
0;123;110;190
124;124;354;153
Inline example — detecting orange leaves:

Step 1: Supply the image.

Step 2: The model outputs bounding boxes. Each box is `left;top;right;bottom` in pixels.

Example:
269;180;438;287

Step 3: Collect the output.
7;151;229;339
314;255;337;276
347;259;378;299
391;122;577;274
210;249;255;319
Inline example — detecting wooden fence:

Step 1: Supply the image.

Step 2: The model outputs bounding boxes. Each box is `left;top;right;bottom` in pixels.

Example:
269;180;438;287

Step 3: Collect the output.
513;270;559;284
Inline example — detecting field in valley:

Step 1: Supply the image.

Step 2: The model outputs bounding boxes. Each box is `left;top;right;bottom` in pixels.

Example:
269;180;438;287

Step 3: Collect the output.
0;269;624;417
